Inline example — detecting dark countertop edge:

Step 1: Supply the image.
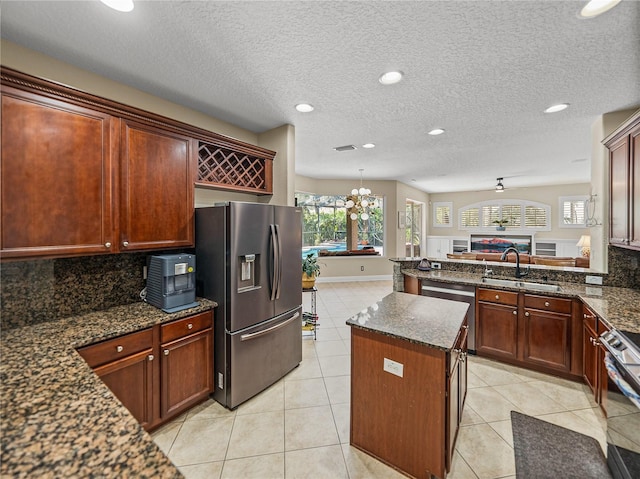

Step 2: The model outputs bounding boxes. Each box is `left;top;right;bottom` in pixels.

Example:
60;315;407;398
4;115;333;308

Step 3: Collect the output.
401;268;640;333
347;322;453;352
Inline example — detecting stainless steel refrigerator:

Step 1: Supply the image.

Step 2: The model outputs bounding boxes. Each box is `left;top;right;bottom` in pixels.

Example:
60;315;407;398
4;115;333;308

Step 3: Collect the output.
195;202;302;409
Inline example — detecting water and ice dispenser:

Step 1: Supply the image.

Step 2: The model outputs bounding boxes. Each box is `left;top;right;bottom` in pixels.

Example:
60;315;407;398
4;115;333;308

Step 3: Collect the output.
146;254;199;312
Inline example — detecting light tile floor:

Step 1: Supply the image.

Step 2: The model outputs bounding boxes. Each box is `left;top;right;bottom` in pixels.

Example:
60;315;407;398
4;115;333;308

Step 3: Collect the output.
152;281;607;479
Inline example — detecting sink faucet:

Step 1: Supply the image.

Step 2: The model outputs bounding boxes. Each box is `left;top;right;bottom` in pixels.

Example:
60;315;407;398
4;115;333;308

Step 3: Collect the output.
501;247;528;278
483;259;493;277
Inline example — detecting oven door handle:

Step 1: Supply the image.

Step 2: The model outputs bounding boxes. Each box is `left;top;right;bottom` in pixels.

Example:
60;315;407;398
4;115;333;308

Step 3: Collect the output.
604;353;640;408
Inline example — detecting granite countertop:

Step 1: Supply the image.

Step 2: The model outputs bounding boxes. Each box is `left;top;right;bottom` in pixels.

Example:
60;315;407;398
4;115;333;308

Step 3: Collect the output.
402;269;640;334
0;299;216;478
346;292;469;351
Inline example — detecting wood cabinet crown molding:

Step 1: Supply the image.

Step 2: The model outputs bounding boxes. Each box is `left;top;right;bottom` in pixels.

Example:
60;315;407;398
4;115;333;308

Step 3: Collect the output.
0;66;276;166
602;109;640;147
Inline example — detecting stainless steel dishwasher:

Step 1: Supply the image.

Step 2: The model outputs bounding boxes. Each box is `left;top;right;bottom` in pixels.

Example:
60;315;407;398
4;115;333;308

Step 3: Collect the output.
421;279;476;352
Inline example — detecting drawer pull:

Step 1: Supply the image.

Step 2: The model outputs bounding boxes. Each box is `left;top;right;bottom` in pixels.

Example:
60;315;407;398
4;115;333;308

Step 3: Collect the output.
164;349;169;356
545;301;550;307
495;295;500;300
148;354;154;361
513;310;517;315
525;311;530;317
122;241;129;247
187;323;193;330
462;324;469;330
116;345;124;353
104;242;111;248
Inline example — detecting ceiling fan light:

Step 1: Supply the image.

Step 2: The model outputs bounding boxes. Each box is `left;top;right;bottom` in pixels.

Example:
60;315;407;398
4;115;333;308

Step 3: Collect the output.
495;177;505;192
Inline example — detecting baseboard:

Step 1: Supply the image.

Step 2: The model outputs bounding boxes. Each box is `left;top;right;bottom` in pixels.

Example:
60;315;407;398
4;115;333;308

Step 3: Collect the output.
315;275;393;283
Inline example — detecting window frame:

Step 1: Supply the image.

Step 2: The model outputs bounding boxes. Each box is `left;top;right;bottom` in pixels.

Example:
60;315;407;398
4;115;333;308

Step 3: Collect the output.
458;199;551;232
558;196;588;228
432;202;453;228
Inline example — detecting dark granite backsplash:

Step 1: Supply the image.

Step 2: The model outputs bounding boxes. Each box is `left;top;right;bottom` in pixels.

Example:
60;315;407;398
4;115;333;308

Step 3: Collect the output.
1;253;148;330
607;246;640;289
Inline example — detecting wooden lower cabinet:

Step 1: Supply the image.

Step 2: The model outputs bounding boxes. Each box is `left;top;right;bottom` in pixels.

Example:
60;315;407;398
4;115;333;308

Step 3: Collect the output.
476;301;518;360
77;310;214;431
94;348;155;429
447;323;468;471
583;305;609;416
161;327;213;419
476;289;581;378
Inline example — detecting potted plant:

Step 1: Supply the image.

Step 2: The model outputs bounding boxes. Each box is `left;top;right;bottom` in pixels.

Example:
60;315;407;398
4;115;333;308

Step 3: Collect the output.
302;252;321;289
493;218;509;231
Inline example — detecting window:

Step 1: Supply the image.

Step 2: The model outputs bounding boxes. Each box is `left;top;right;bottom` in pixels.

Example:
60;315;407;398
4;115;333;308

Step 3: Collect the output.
296;193;384;257
458;200;550;231
432;202;452;227
559;196;587;227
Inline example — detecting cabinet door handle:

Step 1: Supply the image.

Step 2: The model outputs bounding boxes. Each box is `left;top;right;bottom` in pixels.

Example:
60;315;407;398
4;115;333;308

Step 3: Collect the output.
544;301;550;307
116;345;123;353
495;295;500;300
584;313;588;319
525;311;530;317
164;349;169;356
122;241;129;247
462;324;469;330
105;242;112;248
513;310;517;315
148;354;154;361
187;323;193;330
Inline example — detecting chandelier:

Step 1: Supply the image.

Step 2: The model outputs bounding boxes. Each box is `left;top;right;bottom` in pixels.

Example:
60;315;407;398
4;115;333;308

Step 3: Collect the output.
345;169;378;221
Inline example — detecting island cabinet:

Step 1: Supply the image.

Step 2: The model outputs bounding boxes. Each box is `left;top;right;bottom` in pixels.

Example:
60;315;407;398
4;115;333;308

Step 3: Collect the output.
77;310;213;431
476;288;582;378
348;292;469;479
583;305;610;416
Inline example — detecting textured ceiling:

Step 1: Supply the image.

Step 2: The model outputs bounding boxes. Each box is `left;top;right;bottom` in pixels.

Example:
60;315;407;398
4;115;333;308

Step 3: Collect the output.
1;1;639;193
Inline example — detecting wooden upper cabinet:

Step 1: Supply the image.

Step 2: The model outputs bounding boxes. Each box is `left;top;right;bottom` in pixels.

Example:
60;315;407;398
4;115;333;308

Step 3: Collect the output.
605;112;640;251
1;87;116;258
120;120;194;251
609;135;630;246
630;125;640;248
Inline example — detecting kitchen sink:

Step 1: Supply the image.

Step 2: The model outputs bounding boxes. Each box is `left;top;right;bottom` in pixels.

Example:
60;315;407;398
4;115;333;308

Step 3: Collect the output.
481;277;561;292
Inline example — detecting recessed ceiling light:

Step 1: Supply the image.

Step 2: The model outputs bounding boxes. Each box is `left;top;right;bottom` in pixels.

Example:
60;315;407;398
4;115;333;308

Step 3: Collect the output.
378;71;404;85
295;103;314;113
100;0;134;12
544;103;569;113
362;143;376;149
428;128;445;135
579;0;621;18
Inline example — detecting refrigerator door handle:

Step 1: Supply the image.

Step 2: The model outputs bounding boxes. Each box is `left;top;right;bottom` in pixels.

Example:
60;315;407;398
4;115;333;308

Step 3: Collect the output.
275;223;282;300
240;312;300;341
270;224;279;301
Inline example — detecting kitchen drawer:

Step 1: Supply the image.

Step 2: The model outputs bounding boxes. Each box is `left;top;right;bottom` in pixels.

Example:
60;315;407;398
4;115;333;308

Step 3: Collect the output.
161;311;213;344
78;328;153;368
524;294;572;314
477;288;518;306
582;306;598;331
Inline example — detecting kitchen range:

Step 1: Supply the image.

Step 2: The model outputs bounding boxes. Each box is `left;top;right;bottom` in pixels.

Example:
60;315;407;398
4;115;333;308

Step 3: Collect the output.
601;328;640;479
195;202;303;409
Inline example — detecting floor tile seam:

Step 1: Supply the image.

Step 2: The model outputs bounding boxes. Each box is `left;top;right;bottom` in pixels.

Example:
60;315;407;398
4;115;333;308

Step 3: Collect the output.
512;380;591;412
489;383;566;413
223;448;287;463
221;412;238;463
451;451;480;479
163;418;187;458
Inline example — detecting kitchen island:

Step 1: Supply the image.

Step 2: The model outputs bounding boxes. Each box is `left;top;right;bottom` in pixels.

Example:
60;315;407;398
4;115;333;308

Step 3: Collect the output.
347;292;469;479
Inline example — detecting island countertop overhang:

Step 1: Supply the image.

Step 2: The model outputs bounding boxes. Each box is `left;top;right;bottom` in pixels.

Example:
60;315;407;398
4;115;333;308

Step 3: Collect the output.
346;292;469;351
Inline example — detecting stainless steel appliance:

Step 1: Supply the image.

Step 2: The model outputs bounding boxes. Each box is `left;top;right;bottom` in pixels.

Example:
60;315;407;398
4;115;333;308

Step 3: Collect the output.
600;328;640;479
146;253;198;312
421;279;476;351
195;202;302;409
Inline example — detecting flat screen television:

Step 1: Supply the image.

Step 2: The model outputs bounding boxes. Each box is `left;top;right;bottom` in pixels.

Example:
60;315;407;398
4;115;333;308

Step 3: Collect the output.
470;235;532;254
